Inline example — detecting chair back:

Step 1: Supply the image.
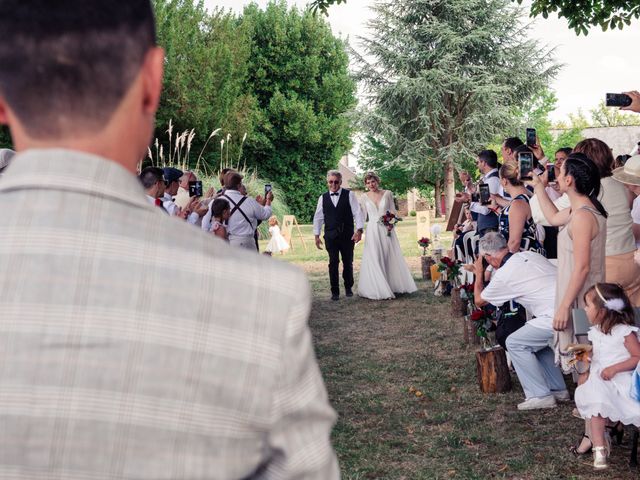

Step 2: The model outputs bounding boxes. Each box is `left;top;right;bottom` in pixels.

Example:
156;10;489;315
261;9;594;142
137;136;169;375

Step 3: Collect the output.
572;307;640;337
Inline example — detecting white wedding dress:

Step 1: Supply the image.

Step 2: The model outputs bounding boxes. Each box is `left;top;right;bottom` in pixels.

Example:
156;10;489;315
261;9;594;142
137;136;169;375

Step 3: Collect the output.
357;190;418;300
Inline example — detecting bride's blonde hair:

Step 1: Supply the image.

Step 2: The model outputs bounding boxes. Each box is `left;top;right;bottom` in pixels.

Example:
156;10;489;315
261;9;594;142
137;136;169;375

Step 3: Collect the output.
364;171;380;184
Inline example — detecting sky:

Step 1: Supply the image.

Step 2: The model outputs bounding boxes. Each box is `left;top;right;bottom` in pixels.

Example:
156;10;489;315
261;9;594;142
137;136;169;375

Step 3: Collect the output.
204;0;640;123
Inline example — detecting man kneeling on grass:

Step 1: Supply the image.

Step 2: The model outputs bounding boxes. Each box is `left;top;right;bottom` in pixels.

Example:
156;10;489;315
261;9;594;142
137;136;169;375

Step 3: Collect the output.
471;232;568;410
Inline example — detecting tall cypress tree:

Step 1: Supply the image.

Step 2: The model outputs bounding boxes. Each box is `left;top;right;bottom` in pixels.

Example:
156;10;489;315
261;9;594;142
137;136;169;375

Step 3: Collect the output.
354;0;559;217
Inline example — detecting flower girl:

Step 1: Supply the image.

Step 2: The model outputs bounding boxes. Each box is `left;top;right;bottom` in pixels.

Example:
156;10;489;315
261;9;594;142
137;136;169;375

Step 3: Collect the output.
266;216;290;254
574;283;640;470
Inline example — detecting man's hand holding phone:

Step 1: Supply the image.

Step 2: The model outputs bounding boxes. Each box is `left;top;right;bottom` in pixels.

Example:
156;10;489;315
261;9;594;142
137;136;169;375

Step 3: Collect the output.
621;91;640;113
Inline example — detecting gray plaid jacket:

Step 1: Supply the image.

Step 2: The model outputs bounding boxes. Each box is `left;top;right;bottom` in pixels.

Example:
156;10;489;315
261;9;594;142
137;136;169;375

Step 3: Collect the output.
0;149;339;480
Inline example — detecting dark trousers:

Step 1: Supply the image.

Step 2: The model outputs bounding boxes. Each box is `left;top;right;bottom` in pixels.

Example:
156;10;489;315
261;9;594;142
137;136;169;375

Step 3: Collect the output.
326;235;354;295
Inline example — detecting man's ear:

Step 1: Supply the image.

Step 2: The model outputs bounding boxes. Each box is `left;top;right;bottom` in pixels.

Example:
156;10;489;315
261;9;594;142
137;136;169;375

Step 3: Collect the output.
140;47;164;115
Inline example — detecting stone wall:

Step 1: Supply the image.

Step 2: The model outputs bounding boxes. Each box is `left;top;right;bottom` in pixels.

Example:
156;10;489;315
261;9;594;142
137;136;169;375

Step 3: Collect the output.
550;125;640;157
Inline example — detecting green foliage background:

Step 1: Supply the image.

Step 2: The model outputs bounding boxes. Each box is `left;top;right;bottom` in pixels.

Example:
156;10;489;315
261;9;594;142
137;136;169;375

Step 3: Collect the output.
152;0;356;221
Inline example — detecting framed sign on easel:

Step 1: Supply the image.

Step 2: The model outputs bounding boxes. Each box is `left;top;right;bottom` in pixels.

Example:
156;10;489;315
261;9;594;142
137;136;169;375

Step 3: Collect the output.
281;215;308;252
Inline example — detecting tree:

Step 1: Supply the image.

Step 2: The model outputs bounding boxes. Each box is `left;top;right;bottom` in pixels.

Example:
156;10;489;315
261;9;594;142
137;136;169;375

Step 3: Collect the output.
239;1;356;220
517;0;640;35
590;100;640;127
153;0;257;168
311;0;640;35
354;0;558;218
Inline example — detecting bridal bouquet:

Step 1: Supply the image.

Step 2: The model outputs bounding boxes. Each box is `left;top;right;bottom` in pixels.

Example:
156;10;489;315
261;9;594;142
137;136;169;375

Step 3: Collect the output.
417;237;431;255
379;211;402;236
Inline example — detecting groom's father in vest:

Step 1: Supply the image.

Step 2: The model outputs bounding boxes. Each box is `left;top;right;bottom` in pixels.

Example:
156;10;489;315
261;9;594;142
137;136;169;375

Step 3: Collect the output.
313;170;365;301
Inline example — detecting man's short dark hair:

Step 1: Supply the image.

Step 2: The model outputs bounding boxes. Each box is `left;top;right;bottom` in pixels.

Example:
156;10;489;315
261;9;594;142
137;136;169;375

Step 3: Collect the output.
225;172;244;190
503;137;524;151
139;166;164;190
0;0;156;138
556;147;573;156
478;149;498;168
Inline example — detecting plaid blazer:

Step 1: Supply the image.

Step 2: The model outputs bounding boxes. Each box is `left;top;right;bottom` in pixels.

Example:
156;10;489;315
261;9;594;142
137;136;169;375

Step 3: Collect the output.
0;149;339;480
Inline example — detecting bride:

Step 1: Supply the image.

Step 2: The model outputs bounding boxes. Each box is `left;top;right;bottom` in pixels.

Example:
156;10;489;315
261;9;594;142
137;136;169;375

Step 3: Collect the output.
357;172;418;300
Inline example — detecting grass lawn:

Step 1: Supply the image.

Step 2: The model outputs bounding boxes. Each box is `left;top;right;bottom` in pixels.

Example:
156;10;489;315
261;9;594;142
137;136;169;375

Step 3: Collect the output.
270;217;639;479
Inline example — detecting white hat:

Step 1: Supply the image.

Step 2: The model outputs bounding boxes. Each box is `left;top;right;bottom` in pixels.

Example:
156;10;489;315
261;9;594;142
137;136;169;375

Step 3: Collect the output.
0;148;15;170
612;154;640;186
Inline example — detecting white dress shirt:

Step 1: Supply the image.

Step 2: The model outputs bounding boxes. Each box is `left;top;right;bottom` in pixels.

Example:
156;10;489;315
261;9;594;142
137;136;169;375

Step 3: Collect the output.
467;168;503;216
481;251;557;331
313;188;365;236
221;189;272;237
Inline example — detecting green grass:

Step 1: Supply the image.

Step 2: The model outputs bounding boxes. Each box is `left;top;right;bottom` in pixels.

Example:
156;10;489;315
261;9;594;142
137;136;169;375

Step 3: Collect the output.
273;217;640;479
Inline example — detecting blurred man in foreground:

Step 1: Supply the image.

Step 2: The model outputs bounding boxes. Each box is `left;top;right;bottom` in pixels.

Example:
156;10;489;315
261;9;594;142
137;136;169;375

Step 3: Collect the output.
0;1;339;478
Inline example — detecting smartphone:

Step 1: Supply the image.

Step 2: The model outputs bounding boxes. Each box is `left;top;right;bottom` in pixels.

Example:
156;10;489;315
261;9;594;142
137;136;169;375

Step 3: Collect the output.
264;184;272;195
518;152;534;180
526;128;536;147
188;180;203;197
478;183;491;205
546;163;556;183
605;93;632;107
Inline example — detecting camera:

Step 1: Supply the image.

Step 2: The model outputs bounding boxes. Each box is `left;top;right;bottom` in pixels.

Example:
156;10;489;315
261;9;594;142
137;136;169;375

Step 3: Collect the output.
518;152;534;181
188;180;203;197
264;183;272;195
605;93;632;107
546;163;556;183
526;128;536;147
470;182;491;205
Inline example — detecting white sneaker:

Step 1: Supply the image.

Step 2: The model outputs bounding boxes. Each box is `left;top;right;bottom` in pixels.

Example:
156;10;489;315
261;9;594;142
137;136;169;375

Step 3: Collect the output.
551;390;570;402
517;395;557;411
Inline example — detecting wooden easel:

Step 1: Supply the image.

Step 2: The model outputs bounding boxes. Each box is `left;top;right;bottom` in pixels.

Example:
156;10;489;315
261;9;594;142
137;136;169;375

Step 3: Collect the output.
281;215;308;252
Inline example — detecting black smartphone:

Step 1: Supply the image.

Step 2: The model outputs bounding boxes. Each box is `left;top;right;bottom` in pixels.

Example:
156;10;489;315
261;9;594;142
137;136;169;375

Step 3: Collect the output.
478;183;491;205
546;163;556;183
264;184;272;195
188;180;203;197
605;93;632;107
526;128;536;147
518;152;534;180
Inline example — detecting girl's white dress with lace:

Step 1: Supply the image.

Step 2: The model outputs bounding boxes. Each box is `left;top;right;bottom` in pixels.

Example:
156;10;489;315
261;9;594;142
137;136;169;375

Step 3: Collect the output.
357;190;417;300
575;324;640;426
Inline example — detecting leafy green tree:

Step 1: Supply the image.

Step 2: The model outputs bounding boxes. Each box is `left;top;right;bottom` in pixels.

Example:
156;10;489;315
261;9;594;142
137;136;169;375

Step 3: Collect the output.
153;0;257;167
354;0;558;218
517;0;640;35
239;1;356;220
590;100;640;127
311;0;640;35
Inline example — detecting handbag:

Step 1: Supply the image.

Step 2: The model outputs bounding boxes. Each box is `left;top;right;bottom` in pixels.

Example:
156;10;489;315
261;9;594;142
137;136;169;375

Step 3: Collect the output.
495;300;527;350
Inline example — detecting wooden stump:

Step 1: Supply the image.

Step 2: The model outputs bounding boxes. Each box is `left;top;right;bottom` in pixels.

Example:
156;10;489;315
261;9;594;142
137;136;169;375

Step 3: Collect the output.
421;256;435;280
475;347;512;393
462;315;469;344
463;316;480;345
451;288;467;316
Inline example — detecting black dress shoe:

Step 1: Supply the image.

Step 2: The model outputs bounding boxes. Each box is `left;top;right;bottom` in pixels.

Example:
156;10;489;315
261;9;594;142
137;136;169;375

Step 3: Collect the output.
331;294;340;301
345;289;353;297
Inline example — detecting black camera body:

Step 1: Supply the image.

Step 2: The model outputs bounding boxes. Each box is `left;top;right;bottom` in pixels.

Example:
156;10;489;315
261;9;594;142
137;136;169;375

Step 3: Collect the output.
606;93;632;107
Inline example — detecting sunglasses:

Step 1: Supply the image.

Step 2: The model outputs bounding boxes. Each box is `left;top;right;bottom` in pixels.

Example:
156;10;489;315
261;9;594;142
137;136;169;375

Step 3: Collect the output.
328;180;341;184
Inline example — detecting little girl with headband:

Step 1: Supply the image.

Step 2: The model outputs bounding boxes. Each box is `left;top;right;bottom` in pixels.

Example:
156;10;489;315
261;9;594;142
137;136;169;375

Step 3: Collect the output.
574;282;640;470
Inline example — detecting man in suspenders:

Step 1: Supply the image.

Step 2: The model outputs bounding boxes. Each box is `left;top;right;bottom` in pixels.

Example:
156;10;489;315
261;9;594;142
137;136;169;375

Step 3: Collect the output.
222;171;272;251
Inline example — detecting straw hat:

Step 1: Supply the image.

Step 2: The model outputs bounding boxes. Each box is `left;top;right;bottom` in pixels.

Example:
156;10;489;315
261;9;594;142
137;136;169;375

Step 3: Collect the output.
612;154;640;186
